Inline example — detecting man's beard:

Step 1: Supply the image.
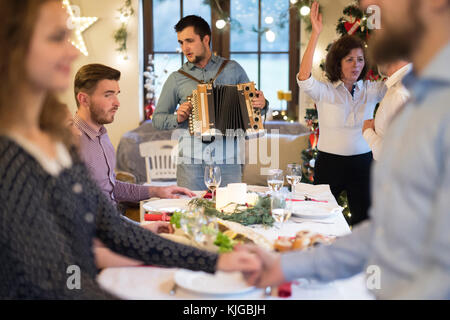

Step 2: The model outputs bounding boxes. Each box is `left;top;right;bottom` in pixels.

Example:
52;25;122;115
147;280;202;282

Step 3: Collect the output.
369;0;425;65
191;54;204;64
90;106;114;125
189;43;207;64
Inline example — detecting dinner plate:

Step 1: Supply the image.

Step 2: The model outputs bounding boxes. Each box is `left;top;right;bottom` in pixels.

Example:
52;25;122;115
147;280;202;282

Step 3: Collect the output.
174;270;255;296
143;198;191;213
291;201;342;219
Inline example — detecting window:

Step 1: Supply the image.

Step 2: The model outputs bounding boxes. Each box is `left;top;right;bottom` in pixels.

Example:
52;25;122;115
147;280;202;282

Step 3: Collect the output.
143;0;211;99
230;0;290;112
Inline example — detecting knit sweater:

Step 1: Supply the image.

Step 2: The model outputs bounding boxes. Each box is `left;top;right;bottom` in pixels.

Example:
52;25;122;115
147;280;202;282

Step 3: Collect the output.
0;136;218;299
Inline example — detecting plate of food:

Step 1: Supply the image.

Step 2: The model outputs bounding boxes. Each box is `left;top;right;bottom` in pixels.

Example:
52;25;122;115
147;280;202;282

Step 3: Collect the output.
174;270;255;296
143;198;191;213
273;230;336;252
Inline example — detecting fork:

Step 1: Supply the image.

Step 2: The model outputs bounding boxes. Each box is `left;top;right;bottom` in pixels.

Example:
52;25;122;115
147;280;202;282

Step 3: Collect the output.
290;218;334;224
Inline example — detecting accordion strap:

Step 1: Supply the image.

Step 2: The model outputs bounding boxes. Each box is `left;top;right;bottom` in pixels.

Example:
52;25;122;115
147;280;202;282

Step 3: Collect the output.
177;60;229;84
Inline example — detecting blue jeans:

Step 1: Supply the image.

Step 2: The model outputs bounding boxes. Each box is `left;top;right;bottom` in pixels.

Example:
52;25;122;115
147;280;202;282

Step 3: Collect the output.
176;163;243;190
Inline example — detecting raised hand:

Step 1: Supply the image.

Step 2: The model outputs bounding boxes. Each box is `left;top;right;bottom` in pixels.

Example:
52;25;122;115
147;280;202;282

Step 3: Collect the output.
311;1;323;35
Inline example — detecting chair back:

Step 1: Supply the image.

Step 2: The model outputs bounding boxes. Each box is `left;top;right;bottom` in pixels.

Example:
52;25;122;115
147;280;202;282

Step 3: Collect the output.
139;140;178;183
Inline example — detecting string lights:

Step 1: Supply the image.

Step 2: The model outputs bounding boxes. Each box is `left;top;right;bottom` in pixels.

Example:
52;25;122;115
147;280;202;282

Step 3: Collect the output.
62;0;98;56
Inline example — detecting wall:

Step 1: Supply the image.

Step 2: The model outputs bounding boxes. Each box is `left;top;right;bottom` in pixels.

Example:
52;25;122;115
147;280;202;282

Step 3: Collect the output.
59;0;142;150
298;0;354;124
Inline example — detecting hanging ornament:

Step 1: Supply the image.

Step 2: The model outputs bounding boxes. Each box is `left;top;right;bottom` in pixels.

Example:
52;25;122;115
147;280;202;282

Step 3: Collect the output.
344;17;361;35
63;0;98;56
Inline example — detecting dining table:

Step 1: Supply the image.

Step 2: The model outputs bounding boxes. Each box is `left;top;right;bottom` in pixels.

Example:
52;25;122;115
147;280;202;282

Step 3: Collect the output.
96;183;374;300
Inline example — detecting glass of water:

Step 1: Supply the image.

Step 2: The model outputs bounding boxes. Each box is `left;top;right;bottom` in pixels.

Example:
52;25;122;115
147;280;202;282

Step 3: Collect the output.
286;163;302;192
204;165;221;201
267;169;284;193
271;191;292;228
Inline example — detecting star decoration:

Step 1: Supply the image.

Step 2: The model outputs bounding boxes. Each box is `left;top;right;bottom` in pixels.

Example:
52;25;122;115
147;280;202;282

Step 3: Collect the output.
62;0;98;56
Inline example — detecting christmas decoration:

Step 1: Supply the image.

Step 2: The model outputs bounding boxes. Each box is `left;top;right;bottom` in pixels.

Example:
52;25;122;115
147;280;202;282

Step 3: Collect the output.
63;0;98;56
301;107;319;184
320;2;382;81
113;0;134;59
143;54;172;120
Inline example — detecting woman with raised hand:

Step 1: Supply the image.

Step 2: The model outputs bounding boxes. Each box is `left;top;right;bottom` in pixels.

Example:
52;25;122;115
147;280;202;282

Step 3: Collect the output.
297;1;386;225
0;0;260;299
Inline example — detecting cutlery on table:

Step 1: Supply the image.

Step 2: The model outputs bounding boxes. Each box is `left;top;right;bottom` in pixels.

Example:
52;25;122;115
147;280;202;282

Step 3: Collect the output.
169;283;177;295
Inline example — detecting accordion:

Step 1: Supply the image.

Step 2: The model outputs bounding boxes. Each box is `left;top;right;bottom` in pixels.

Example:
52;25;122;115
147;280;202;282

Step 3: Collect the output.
187;82;264;138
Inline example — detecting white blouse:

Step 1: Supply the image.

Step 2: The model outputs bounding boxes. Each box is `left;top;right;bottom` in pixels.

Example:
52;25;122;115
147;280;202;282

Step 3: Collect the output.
363;63;412;160
297;75;387;156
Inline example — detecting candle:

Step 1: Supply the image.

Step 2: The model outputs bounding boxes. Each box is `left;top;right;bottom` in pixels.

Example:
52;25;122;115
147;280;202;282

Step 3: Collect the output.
215;187;229;210
277;90;285;100
228;183;247;204
284;91;292;102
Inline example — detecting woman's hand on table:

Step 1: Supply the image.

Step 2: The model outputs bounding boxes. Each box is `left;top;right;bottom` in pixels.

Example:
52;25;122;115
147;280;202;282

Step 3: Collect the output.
141;221;174;234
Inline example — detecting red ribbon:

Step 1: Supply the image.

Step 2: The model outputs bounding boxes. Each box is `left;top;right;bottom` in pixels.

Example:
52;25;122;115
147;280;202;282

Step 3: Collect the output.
144;212;171;221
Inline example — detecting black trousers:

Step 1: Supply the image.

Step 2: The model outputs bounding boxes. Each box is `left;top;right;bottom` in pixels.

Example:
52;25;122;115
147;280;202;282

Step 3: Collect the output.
313;151;373;226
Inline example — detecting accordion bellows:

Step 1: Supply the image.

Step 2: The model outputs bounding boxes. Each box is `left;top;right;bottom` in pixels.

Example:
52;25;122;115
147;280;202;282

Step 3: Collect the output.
188;82;264;138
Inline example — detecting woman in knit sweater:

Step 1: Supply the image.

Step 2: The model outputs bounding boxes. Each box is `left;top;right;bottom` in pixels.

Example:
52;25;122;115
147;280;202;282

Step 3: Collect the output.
0;0;260;299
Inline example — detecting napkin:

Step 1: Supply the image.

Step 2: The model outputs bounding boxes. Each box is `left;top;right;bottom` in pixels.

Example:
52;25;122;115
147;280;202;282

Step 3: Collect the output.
144;212;171;222
277;282;292;298
203;191;212;199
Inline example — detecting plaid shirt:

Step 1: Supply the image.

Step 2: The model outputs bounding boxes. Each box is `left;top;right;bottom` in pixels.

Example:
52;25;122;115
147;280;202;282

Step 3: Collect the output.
74;113;150;203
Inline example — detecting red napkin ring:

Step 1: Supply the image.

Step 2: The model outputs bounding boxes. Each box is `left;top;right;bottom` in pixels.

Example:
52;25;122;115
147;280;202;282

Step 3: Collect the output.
277;282;292;298
203;191;212;199
144;212;171;222
277;280;299;298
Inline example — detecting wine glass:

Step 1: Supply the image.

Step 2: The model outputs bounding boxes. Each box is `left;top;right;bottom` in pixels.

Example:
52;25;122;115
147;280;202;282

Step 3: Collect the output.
286;163;302;192
204;165;221;201
267;169;284;193
271;191;292;228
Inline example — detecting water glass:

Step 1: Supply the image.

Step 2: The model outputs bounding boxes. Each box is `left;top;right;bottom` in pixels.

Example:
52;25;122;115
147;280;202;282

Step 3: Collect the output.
204;165;221;201
267;169;284;192
271;191;292;228
286;163;302;191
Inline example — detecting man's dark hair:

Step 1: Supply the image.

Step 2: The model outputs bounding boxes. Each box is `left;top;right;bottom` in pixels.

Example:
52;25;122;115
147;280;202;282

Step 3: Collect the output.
174;15;211;46
325;35;369;83
74;64;121;107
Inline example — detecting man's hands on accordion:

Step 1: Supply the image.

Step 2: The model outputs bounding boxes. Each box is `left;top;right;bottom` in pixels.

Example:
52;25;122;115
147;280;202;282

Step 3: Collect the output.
252;90;266;109
177;101;193;123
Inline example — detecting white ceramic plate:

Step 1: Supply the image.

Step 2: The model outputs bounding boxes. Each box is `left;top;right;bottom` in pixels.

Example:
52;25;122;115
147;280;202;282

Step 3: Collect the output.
174;270;255;296
143;198;191;213
291;201;342;219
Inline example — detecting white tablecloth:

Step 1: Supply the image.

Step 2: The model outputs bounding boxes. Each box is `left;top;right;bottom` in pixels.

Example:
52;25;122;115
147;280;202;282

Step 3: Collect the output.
97;183;374;300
